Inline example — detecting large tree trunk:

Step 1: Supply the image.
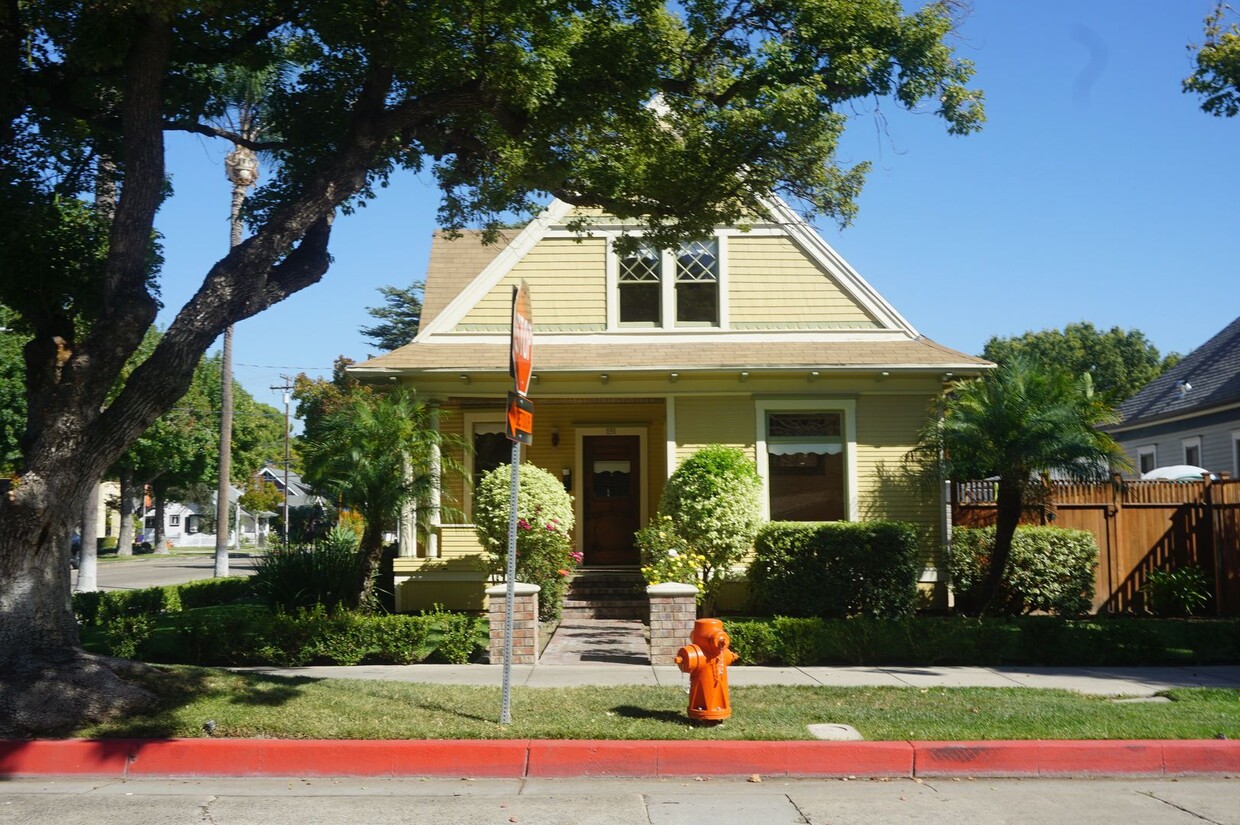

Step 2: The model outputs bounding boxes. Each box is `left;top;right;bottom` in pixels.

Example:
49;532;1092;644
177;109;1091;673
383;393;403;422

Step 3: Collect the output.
74;482;100;592
0;466;156;737
974;481;1024;616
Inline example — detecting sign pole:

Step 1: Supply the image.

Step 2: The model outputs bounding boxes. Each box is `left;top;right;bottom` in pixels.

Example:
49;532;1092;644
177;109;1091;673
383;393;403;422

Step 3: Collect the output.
500;438;520;725
501;280;533;726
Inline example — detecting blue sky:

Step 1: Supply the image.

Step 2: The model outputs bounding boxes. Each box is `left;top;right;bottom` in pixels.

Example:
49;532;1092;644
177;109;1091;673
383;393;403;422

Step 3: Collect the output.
154;1;1239;411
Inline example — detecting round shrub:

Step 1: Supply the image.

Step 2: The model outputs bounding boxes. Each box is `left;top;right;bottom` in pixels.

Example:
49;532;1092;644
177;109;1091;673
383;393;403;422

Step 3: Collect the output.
951;526;1097;616
474;463;577;622
658;446;762;615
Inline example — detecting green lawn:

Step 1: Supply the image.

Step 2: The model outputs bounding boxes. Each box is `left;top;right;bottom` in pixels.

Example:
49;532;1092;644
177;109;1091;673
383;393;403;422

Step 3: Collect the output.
76;666;1240;741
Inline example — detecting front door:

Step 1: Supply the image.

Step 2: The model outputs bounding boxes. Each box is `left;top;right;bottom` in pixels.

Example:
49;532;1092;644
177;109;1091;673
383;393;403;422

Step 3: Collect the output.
582;435;641;566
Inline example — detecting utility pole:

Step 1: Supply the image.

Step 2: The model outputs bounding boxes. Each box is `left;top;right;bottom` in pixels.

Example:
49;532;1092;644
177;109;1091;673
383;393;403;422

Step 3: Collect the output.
216;144;258;577
271;376;293;549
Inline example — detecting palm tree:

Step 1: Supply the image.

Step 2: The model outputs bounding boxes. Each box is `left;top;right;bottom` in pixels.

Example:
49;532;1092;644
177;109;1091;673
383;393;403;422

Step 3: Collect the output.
301;388;455;609
909;358;1129;615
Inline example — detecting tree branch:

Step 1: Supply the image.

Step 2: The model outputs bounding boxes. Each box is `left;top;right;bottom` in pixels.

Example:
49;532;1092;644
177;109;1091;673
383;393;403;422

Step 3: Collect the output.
163;119;285;151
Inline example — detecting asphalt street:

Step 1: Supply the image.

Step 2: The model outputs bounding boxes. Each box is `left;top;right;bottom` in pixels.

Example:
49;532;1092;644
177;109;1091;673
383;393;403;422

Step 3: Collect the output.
70;552;257;591
2;776;1238;825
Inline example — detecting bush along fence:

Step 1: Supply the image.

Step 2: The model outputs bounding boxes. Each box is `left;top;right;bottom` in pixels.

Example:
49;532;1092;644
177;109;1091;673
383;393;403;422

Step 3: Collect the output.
953;476;1240;616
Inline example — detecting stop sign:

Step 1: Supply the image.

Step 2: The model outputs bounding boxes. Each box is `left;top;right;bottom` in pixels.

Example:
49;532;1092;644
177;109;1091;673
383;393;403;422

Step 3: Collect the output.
510;280;533;397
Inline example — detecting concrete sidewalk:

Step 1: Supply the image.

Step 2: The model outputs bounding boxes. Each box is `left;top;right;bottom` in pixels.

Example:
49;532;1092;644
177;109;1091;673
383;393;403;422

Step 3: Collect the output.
231;662;1240;696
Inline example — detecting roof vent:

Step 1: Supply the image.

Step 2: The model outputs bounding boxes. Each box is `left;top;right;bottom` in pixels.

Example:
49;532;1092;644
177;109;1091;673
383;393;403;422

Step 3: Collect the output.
1175;380;1192;398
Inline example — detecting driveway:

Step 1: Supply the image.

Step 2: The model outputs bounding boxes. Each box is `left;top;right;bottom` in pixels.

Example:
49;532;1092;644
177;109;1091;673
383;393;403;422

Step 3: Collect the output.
71;552;258;591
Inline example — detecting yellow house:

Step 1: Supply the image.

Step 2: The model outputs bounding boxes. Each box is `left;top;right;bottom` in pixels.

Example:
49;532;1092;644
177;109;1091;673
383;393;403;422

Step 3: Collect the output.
350;197;991;612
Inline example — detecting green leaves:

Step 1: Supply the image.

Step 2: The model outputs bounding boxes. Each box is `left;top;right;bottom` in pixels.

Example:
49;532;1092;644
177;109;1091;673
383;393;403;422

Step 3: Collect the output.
1186;2;1240;118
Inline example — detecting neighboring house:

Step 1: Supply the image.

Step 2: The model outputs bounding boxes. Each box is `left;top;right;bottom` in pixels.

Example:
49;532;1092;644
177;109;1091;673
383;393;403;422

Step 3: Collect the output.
1105;315;1240;478
256;464;324;510
350;198;992;611
143;485;275;548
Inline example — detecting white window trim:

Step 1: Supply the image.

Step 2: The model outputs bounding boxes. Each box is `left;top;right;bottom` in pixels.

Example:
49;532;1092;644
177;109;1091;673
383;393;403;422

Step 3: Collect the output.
606;232;726;331
755;399;857;522
1182;435;1202;467
1137;445;1157;476
463;412;507;521
1232;430;1240;478
573;426;649;555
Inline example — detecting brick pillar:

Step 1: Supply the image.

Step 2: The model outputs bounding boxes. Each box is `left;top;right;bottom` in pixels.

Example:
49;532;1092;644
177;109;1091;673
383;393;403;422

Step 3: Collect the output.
647;583;698;665
486;583;541;665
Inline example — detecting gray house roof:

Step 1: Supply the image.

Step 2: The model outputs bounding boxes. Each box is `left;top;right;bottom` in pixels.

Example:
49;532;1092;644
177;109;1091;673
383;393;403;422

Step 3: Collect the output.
1113;315;1240;428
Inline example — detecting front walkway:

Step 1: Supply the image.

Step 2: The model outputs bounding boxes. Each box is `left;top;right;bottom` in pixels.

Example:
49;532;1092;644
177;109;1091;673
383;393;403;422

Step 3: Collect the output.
538;618;650;665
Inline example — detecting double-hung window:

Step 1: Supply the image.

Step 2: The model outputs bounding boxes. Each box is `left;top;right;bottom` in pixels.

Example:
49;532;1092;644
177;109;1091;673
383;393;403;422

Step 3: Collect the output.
616;238;720;327
618;243;662;325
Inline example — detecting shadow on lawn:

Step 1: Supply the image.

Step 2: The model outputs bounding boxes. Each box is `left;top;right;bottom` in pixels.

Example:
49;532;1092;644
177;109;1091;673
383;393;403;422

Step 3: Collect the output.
611;705;685;724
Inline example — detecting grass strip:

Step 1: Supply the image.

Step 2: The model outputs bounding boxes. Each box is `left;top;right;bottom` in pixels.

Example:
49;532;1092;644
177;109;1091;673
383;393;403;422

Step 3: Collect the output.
75;666;1240;742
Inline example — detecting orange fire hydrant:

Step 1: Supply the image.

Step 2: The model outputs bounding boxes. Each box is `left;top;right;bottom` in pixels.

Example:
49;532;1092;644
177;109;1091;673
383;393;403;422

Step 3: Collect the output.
674;618;740;722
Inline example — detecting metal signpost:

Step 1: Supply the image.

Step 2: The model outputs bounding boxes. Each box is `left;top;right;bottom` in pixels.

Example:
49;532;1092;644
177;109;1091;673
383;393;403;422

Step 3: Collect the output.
501;280;533;725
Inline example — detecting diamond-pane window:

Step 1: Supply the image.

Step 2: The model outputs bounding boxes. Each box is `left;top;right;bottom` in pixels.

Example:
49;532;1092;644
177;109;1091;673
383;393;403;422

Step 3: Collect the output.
619;243;662;324
675;239;718;324
676;240;718;282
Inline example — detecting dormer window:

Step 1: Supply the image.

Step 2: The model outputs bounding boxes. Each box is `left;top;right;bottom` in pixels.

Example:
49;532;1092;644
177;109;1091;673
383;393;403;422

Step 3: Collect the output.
618;243;662;325
675;240;719;325
614;238;720;328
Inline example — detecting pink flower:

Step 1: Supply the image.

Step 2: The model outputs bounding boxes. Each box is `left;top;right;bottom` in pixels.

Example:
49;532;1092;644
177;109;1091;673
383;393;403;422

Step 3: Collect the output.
569;551;584;563
544;523;557;531
518;518;532;531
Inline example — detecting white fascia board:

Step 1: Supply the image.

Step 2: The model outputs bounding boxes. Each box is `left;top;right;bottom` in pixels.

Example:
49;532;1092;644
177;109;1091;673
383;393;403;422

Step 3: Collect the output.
756;193;920;336
414;199;575;340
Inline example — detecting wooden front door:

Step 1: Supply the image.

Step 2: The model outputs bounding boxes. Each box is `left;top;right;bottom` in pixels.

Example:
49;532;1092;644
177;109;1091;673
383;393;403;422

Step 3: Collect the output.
582;435;641;566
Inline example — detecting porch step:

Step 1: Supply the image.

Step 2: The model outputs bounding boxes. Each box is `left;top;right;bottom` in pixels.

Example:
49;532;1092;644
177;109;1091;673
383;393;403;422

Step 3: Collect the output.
562;569;648;620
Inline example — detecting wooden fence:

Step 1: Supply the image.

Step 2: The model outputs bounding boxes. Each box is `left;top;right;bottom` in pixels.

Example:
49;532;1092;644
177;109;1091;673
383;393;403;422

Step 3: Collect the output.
952;477;1240;616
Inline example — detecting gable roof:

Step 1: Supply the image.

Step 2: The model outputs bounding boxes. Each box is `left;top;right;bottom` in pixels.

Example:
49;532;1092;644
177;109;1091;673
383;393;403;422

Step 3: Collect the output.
354;197;990;377
1114;315;1240;427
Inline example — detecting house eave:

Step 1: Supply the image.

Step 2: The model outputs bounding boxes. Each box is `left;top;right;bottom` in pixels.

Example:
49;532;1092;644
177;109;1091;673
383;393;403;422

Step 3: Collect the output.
1102;399;1240;434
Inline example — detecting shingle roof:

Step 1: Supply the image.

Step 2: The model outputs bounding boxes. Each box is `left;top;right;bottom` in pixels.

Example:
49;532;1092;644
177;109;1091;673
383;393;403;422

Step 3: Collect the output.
359;337;988;373
1115;315;1240;424
419;230;512;328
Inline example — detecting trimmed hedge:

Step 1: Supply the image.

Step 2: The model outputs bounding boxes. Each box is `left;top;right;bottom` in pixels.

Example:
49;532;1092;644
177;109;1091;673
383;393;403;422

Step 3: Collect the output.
952;526;1097;616
145;604;488;666
73;577;254;627
747;521;921;619
724;616;1240;667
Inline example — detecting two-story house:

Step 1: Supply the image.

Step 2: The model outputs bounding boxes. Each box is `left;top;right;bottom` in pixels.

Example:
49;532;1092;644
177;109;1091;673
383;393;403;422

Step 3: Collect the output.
350;197;991;612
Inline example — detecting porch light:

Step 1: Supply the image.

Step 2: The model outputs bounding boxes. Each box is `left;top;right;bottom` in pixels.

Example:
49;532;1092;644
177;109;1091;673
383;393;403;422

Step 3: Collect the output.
809;371;820;382
669;372;679;383
459;374;471;384
600;373;609;384
739;371;749;382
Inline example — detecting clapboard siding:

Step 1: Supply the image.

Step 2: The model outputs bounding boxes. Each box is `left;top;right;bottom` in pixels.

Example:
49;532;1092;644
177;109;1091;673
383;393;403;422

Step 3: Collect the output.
728;235;879;328
672;396;756;468
458;238;607;328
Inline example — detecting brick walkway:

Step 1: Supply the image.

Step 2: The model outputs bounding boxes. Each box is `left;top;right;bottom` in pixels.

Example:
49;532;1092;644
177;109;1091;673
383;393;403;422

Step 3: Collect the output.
538;618;650;665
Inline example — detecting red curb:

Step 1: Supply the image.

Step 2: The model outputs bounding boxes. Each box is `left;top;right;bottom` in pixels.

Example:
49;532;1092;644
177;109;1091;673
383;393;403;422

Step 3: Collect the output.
1;739;1237;779
1162;740;1240;775
528;741;659;777
911;740;1240;777
125;739;530;778
0;740;131;776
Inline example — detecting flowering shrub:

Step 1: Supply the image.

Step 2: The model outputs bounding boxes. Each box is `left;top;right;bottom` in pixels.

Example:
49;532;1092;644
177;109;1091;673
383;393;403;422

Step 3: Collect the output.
655;445;763;615
636;516;706;601
473;463;577;621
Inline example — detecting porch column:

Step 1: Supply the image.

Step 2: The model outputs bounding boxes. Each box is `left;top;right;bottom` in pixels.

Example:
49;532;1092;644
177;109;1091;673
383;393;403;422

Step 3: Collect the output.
486;583;540;665
427;410;441;559
647;582;698;665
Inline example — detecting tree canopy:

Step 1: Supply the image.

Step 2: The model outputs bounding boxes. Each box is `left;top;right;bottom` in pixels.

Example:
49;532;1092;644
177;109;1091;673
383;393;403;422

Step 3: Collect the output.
0;0;984;737
981;323;1179;408
1186;3;1240;117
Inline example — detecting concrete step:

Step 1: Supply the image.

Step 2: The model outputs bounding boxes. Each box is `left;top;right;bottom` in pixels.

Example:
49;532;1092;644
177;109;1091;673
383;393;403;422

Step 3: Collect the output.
560;606;648;620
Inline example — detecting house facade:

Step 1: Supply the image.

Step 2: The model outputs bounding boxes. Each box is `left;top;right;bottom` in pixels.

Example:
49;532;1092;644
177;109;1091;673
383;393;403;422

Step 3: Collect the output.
1106;315;1240;479
351;198;991;611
